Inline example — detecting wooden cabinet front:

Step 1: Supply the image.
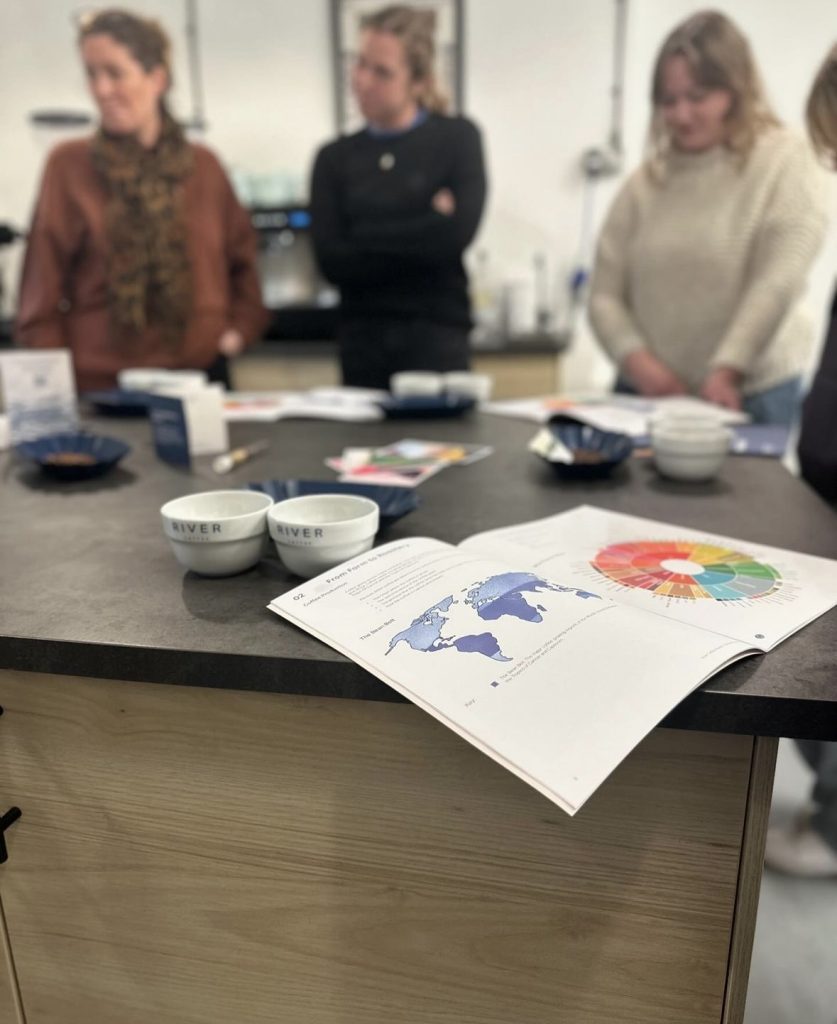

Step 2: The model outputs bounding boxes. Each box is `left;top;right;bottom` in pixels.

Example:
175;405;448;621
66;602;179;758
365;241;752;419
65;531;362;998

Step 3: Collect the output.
0;904;23;1024
0;668;761;1024
231;350;561;400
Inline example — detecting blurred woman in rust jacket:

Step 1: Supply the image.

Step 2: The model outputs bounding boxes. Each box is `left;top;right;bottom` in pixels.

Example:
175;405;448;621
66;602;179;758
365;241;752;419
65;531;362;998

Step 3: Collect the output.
17;9;267;392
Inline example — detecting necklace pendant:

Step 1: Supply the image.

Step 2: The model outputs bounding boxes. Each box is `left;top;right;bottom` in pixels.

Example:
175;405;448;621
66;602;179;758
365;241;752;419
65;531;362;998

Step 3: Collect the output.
379;152;395;171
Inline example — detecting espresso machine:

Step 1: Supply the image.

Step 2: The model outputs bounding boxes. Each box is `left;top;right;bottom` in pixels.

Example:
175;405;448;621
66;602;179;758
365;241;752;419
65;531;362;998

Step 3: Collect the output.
251;207;339;340
0;225;25;342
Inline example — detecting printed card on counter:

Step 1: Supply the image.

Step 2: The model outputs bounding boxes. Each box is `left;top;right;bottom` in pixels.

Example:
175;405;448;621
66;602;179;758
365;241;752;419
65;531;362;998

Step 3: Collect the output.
326;456;442;488
269;505;837;816
326;438;494;487
148;384;228;467
0;350;78;443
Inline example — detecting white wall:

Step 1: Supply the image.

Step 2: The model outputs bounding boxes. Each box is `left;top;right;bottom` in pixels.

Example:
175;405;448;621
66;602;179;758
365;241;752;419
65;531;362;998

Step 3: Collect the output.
0;0;834;390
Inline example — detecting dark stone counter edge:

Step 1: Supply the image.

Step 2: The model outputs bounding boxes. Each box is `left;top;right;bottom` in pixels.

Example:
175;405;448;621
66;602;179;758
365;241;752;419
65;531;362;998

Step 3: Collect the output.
1;636;834;742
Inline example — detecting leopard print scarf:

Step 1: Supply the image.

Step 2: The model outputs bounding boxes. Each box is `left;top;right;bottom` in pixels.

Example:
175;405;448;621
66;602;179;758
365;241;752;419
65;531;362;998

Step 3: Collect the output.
92;111;193;347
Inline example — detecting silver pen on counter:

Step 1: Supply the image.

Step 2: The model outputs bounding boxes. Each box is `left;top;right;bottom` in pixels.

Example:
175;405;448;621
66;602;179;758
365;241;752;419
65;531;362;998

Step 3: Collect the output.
212;439;271;475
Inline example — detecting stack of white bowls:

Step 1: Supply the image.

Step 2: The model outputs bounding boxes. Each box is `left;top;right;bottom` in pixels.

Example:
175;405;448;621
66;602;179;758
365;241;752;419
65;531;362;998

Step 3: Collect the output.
389;371;444;398
389;370;494;403
118;367;209;393
650;410;732;482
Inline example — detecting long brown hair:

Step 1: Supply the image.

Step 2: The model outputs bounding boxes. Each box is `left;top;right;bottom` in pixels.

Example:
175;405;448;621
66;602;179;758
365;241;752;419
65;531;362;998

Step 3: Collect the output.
361;5;449;114
807;43;837;165
78;8;173;114
648;10;779;172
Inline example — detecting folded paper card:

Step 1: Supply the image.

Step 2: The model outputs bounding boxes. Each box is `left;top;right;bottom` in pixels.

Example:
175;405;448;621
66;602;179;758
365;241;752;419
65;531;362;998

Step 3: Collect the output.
148;384;228;467
0;350;78;443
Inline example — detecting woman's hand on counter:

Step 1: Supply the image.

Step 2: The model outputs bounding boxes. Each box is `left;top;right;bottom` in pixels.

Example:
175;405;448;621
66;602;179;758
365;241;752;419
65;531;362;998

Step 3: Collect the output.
432;188;456;216
700;366;743;411
218;328;245;357
622;349;688;397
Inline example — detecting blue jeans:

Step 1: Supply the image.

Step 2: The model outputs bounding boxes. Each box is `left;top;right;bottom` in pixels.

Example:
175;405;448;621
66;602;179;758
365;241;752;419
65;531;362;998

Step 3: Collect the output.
742;377;802;427
796;740;837;852
614;376;802;427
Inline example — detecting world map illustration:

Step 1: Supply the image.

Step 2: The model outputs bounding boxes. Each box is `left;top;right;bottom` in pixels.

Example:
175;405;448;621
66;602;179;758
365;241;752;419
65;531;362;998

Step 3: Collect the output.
385;572;600;662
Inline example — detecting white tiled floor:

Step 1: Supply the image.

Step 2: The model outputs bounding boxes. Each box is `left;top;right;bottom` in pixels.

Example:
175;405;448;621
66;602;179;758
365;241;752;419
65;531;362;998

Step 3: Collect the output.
744;739;837;1024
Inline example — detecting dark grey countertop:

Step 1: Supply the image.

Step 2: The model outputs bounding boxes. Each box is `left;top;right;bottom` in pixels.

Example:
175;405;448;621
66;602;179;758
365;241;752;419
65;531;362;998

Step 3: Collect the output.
1;411;835;739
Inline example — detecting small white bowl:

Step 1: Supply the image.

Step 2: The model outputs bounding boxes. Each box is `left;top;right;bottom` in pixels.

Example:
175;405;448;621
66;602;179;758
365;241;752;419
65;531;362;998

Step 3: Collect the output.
390;371;444;398
653;432;730;481
119;368;208;393
118;367;168;392
268;494;380;578
651;409;726;428
651;426;731;451
160;489;273;576
443;371;493;402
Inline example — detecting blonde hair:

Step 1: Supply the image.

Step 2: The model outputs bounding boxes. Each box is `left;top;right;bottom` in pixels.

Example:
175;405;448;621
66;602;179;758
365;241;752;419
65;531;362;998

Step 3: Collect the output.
648;10;779;172
361;4;449;114
78;8;173;107
806;43;837;164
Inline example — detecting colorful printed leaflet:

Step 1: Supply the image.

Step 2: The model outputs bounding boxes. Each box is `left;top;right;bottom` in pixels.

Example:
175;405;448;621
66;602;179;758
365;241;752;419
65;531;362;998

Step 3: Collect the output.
328;438;492;487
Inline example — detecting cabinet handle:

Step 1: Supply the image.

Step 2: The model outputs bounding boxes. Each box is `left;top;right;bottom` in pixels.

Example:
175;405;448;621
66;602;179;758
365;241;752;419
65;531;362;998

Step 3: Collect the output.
0;808;21;864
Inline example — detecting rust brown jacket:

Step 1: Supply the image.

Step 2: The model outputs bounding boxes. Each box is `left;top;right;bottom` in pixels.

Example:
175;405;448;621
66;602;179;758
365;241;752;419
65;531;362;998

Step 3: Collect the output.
16;138;268;391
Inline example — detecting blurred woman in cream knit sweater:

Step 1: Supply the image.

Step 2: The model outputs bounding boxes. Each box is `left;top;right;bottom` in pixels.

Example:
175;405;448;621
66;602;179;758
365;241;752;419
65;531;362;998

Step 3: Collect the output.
589;10;830;425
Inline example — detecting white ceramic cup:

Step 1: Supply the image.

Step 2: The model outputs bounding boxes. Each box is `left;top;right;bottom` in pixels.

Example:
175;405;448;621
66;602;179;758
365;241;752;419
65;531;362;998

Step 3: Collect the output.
443;372;494;402
267;494;380;578
160;489;274;576
389;371;444;398
651;424;731;447
652;428;731;482
119;368;208;393
118;367;168;392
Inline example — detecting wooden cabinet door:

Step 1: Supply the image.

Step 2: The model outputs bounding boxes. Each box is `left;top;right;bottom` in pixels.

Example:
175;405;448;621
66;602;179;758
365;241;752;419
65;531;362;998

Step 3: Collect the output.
0;898;23;1024
0;668;757;1024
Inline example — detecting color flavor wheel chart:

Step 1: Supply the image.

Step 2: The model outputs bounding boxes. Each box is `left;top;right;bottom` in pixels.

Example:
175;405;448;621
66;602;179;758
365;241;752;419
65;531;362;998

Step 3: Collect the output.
591;540;781;601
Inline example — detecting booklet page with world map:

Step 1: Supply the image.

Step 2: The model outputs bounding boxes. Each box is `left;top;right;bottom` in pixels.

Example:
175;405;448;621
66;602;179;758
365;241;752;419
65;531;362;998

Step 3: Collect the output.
269;505;837;815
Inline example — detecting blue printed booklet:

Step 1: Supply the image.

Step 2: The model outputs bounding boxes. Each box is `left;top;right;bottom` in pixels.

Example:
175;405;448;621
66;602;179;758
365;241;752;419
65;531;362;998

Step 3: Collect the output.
269;505;837;816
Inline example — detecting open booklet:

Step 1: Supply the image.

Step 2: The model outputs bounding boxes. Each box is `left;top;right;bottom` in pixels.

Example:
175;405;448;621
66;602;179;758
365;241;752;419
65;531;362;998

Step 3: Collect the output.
481;394;749;437
223;388;386;423
269;505;837;816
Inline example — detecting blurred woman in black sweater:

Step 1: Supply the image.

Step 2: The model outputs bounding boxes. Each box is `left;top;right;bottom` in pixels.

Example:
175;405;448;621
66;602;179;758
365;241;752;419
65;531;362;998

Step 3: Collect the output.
310;5;487;389
797;45;837;505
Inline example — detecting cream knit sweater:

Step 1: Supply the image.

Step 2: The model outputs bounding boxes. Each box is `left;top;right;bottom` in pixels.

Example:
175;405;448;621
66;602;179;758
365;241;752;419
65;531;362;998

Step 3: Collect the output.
589;128;830;395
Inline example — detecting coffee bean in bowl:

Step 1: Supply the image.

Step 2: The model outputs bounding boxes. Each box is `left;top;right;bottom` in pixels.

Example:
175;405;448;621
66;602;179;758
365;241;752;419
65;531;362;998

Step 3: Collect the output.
15;432;131;481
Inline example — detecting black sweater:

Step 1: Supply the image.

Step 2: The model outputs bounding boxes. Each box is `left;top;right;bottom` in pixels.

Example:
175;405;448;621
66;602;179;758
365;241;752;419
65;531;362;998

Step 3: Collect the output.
798;289;837;504
310;113;487;327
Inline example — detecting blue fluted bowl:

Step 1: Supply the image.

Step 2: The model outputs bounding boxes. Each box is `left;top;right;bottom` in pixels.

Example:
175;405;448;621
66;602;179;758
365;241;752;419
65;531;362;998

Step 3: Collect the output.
249;479;420;529
16;431;131;481
82;389;152;417
535;420;633;479
378;394;476;419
